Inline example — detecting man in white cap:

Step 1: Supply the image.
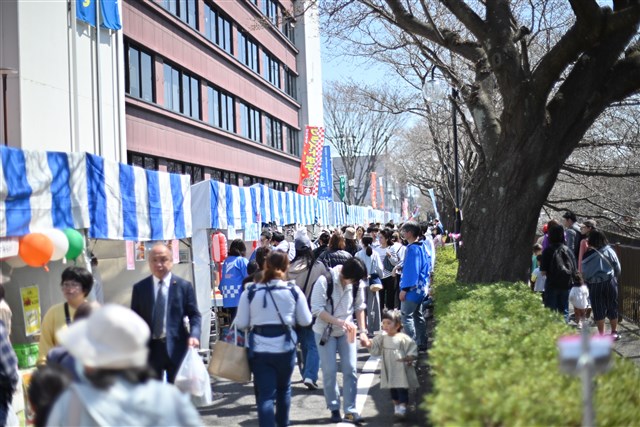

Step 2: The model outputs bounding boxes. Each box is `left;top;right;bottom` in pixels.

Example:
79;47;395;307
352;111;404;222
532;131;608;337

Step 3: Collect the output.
45;305;202;426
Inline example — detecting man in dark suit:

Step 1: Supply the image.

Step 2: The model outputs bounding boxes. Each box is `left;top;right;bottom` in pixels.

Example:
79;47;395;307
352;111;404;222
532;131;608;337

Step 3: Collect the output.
131;243;201;383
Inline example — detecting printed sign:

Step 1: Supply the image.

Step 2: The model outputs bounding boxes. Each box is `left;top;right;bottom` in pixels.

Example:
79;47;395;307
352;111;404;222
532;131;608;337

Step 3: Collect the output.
20;286;41;337
296;126;326;196
125;241;135;270
0;237;19;259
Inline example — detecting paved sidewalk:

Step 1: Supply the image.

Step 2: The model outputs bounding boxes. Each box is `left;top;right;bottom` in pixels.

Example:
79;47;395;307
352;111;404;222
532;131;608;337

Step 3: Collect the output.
611;319;640;367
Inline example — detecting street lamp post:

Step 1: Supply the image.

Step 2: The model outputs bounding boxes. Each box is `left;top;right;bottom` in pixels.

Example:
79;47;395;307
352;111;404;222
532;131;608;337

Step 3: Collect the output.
0;68;18;146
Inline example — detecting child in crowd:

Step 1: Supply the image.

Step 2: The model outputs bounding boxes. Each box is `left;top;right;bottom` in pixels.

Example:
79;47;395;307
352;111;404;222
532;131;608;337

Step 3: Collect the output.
532;243;543;272
530;255;545;300
569;273;590;329
360;310;418;419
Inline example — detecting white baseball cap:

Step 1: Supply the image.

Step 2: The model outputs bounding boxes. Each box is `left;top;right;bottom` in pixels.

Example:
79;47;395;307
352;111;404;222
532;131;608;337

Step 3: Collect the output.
56;304;150;369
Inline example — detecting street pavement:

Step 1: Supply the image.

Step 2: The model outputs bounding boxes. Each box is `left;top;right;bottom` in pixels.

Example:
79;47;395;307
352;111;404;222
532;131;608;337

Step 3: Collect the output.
199;346;430;427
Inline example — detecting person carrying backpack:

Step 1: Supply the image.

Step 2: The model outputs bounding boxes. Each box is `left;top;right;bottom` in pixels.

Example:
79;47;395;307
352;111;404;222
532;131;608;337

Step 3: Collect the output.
540;224;577;322
309;258;368;425
235;251;312;427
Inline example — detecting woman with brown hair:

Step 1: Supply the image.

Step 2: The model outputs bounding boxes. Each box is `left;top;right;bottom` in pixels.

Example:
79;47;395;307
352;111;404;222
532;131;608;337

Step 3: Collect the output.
317;231;352;268
235;251;313;427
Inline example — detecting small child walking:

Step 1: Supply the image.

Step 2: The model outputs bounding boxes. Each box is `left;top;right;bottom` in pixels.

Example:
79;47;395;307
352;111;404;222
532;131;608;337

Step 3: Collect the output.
530;255;545;301
569;273;591;329
360;310;418;419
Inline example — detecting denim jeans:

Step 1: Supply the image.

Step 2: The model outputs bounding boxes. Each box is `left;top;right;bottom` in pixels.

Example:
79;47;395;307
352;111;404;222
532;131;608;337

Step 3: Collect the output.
390;388;409;404
544;287;570;322
314;332;358;414
401;298;426;347
250;350;296;427
297;326;320;382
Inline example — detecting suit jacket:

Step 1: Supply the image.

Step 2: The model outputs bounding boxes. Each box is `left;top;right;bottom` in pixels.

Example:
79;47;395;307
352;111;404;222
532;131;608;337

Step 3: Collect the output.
131;274;202;366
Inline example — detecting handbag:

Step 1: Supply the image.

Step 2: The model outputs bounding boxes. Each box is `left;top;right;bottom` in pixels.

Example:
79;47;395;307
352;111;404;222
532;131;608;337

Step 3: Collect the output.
369;258;383;292
208;323;251;383
383;254;395;273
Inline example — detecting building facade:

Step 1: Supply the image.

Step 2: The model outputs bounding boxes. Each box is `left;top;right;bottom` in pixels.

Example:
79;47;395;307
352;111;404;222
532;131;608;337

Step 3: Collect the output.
123;0;323;189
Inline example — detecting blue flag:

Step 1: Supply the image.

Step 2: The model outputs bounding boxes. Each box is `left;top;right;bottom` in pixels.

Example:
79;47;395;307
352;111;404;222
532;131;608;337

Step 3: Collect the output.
101;0;122;30
77;0;97;27
318;146;333;201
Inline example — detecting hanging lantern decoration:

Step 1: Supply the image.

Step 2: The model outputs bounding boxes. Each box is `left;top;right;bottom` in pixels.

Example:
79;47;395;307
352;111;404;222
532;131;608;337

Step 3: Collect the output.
211;232;228;263
40;229;70;261
63;228;85;261
19;233;54;269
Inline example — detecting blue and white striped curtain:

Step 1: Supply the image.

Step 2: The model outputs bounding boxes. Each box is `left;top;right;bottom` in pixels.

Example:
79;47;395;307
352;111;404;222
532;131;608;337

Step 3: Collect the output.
0;146;192;240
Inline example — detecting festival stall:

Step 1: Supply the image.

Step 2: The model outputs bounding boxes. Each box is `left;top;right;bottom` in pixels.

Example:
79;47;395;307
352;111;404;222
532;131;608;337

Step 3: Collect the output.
0;145;194;348
190;179;400;349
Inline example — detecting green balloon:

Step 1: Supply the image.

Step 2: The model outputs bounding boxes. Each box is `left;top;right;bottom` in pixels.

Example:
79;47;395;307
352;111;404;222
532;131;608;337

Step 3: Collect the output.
63;228;84;260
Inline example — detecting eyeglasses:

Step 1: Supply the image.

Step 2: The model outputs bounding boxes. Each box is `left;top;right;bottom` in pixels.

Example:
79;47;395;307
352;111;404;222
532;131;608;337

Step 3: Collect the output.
61;281;82;289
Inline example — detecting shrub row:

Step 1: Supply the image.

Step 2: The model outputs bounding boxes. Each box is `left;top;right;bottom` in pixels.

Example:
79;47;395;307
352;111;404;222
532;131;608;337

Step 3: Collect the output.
424;246;640;426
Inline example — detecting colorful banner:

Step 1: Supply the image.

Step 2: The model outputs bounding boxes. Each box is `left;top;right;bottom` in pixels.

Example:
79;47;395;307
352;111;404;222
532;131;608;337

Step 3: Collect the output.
297;126;325;196
370;172;377;209
427;188;441;221
339;175;346;202
402;198;409;220
318;146;333;201
379;178;385;210
20;285;41;336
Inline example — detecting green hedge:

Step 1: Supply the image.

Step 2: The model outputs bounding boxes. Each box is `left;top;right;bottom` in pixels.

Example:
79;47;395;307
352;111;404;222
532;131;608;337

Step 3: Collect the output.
424;247;640;426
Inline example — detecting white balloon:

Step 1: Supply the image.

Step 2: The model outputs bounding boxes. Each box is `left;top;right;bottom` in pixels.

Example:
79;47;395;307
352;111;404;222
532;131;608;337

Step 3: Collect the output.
4;256;26;268
40;229;69;261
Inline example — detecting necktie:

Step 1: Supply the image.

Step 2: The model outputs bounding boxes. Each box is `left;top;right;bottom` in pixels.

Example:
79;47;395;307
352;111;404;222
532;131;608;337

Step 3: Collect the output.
152;281;165;338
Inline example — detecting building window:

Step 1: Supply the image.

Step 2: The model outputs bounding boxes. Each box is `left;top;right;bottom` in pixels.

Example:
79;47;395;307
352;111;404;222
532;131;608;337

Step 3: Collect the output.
125;44;154;102
262;0;279;26
263;52;281;88
240;102;261;142
282;15;295;44
129;153;158;170
238;31;260;73
284;69;296;99
160;0;197;29
163;63;201;119
207;85;235;132
265;115;283;150
287;126;300;156
204;3;233;55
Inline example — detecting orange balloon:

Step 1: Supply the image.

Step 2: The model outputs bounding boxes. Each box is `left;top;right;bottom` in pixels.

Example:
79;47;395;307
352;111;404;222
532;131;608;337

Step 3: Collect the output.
19;233;54;268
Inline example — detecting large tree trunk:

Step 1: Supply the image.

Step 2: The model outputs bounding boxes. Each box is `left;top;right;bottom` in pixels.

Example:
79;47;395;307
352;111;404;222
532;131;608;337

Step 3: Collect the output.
457;131;563;283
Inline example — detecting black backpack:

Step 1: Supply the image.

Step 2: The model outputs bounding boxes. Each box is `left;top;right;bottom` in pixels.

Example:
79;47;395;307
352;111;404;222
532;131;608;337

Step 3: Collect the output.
548;245;577;288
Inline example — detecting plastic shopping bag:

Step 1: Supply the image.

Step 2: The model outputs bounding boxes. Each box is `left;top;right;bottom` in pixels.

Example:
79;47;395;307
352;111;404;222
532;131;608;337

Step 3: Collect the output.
175;348;212;407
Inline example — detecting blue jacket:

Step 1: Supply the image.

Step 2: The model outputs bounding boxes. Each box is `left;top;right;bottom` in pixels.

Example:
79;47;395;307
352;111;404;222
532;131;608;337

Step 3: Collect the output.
581;245;621;283
399;242;431;303
131;274;202;367
220;256;249;308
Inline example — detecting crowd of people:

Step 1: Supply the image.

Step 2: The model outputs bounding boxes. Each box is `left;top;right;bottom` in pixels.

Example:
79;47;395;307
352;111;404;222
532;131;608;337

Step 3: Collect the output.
531;211;622;339
0;219;440;427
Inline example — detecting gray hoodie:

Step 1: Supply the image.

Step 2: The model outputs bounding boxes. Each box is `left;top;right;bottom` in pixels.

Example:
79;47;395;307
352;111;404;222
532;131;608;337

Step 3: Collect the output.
288;259;327;301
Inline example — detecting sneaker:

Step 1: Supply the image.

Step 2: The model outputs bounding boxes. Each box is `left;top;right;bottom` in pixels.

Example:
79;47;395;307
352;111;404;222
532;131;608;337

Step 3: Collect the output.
303;378;319;390
395;405;407;418
343;412;365;425
329;410;342;423
612;332;621;341
393;404;401;416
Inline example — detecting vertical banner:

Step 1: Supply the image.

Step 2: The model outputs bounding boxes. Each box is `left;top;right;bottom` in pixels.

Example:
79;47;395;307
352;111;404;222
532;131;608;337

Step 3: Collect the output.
297;126;325;196
427;188;441;221
20;285;41;336
101;0;123;30
402;198;409;220
379;177;385;210
171;239;180;263
370;172;377;209
339;175;346;202
317;145;333;201
125;240;135;270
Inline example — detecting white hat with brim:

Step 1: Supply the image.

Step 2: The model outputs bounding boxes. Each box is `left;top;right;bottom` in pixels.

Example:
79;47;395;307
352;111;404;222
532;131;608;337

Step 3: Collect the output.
56;304;150;370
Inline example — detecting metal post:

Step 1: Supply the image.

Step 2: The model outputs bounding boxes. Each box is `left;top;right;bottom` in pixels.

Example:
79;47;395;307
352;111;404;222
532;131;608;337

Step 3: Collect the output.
452;88;461;240
2;74;7;145
578;325;595;427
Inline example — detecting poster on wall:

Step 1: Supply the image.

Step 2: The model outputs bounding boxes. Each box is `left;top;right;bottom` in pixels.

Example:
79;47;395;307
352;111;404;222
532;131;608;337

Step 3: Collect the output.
20;285;41;337
135;242;146;262
125;241;135;270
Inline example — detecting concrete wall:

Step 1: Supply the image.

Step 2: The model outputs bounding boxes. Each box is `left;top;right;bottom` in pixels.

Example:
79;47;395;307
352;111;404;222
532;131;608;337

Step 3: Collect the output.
0;0;126;161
